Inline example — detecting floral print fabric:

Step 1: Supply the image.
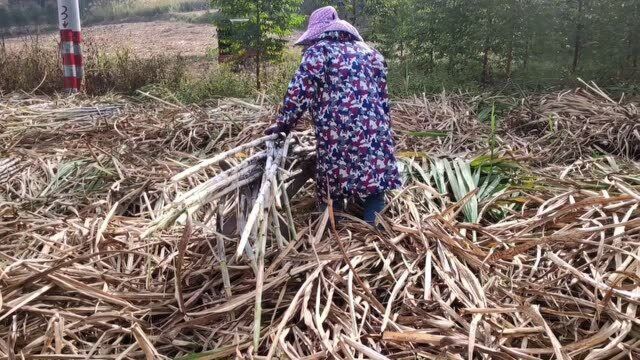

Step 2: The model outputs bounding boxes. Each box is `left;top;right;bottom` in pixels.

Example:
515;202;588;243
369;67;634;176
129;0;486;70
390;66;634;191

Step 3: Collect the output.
277;31;401;202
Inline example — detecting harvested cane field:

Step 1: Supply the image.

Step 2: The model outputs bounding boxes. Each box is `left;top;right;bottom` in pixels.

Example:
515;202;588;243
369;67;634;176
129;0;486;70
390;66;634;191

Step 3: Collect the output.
1;82;640;359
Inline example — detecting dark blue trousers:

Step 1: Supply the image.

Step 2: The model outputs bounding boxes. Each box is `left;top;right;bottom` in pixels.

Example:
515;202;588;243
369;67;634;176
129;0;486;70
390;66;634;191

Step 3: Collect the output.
360;192;385;224
325;193;385;225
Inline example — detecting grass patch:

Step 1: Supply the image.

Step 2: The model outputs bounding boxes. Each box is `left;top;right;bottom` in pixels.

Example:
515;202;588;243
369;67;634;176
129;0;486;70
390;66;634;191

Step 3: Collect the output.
0;37;292;100
0;40;187;96
173;49;301;103
0;39;62;94
173;9;219;24
173;65;255;103
85;47;187;95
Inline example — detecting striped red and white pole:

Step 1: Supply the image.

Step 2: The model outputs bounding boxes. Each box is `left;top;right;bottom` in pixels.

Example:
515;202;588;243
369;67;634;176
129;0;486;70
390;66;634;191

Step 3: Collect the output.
57;0;83;93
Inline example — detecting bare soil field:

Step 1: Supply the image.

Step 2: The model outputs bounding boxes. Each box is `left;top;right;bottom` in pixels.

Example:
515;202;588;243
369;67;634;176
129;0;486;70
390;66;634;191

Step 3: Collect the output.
4;19;217;58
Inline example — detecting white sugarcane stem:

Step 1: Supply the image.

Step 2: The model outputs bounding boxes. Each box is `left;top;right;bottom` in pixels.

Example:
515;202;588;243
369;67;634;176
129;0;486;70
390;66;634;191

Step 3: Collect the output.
253;199;269;351
273;136;292;210
141;171;262;238
281;186;297;239
261;140;275;185
237;175;272;258
173;166;260;211
166;167;260;219
271;203;285;249
235;146;285;259
172;151;266;205
171;134;278;182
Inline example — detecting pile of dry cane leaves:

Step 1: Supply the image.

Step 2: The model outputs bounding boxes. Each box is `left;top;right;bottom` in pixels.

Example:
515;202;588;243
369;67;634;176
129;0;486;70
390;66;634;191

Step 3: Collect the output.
1;83;639;360
506;80;640;162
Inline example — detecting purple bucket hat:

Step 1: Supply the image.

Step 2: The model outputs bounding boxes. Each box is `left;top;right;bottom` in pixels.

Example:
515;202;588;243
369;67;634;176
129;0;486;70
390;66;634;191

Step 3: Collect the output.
295;6;363;45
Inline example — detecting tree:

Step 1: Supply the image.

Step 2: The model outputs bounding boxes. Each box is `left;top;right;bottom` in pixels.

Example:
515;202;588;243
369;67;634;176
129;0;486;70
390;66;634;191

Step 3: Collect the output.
571;0;585;73
632;1;640;70
363;0;638;88
368;0;416;89
301;0;384;28
335;0;369;26
213;0;304;89
0;7;8;51
301;0;331;14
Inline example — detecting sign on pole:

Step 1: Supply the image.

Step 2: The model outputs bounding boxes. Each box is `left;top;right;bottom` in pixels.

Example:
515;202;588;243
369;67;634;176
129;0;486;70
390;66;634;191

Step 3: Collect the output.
57;0;83;93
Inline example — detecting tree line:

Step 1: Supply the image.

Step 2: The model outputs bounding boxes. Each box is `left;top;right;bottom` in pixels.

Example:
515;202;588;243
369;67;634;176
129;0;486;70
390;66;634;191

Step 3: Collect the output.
216;0;639;92
365;0;639;86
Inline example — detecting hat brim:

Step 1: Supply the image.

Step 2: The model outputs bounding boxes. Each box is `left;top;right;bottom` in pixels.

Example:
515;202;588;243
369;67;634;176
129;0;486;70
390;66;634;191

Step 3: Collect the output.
294;20;363;45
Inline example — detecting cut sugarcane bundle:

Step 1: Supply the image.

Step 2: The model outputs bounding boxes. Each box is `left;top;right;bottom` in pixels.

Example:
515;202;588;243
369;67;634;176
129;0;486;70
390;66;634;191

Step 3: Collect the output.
142;131;315;239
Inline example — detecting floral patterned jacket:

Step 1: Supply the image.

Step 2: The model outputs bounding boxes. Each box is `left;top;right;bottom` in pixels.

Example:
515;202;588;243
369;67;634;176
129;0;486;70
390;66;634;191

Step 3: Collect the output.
277;31;401;202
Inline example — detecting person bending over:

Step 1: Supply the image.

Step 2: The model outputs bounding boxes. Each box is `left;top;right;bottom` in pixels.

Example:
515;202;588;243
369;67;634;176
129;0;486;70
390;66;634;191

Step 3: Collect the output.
266;6;401;225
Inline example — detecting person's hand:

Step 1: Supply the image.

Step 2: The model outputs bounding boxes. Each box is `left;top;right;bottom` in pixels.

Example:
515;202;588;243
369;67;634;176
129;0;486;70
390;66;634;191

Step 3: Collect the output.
264;124;289;136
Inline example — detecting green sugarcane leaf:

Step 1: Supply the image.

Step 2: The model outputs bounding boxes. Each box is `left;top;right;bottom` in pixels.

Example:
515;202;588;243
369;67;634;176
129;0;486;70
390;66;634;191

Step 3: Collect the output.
471;155;521;169
430;159;448;195
479;175;504;201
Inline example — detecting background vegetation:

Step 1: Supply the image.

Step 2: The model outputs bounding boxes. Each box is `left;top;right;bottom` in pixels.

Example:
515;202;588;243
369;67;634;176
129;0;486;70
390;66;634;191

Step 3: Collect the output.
338;0;640;95
212;0;304;89
0;0;638;101
0;40;187;95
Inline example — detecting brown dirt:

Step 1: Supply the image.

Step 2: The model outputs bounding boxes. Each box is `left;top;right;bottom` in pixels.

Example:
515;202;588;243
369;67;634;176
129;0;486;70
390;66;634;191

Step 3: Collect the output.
4;20;217;58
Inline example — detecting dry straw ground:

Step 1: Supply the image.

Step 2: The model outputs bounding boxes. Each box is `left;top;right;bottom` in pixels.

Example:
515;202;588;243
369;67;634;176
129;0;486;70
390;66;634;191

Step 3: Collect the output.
0;82;639;359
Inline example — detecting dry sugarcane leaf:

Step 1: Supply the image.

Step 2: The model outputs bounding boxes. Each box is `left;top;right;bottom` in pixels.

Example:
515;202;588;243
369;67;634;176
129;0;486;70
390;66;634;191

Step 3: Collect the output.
47;274;134;309
131;323;161;360
2;90;640;359
342;336;390;360
382;331;467;346
0;285;53;322
519;305;571;360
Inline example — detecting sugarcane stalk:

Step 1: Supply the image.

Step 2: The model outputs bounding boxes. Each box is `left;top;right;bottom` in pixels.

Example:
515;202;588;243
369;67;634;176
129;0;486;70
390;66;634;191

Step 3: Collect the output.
240;140;275;263
173;166;261;212
216;207;232;299
142;170;262;238
253;198;269;351
271;203;285;249
144;169;260;236
171;151;267;205
171;134;278;182
235;143;284;259
281;181;297;239
277;136;299;238
250;140;282;352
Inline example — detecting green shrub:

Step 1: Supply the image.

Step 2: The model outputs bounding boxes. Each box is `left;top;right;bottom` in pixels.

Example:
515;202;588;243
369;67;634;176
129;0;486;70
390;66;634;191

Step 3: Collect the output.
180;10;219;24
174;50;301;103
0;4;57;29
175;65;255;103
386;61;480;97
261;49;302;101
